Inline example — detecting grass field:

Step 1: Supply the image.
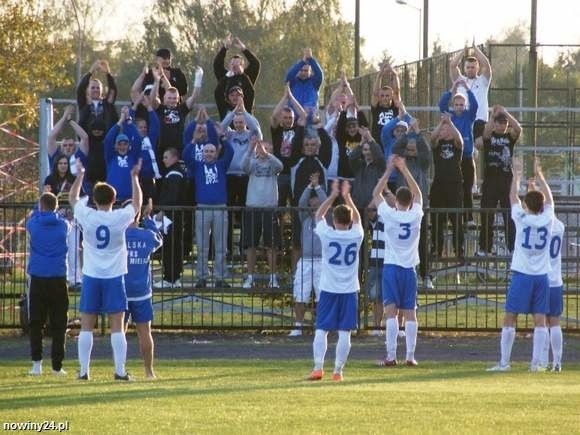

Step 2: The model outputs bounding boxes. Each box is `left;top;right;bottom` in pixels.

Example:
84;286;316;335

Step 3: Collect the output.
1;359;579;434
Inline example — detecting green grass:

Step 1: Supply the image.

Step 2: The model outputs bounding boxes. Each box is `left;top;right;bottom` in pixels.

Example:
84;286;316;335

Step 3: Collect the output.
1;359;579;434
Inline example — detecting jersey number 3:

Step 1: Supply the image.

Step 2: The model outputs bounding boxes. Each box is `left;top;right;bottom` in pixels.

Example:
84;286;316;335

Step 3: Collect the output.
328;242;357;266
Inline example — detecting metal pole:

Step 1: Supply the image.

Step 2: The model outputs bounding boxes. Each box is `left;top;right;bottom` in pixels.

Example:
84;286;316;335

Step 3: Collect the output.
529;0;538;152
423;0;429;59
38;98;53;192
354;0;360;77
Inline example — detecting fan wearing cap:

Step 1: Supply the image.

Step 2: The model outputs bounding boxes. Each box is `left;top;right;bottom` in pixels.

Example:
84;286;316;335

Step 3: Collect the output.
439;78;478;225
476;105;522;255
429;114;465;260
335;97;369;180
103;107;142;202
380;101;413;193
76;59;119;138
213;34;261;120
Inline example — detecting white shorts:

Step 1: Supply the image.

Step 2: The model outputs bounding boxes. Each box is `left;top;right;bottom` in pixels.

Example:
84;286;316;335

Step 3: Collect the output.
293;258;321;303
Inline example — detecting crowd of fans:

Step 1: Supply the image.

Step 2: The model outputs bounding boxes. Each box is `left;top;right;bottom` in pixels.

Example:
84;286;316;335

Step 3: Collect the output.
44;37;522;335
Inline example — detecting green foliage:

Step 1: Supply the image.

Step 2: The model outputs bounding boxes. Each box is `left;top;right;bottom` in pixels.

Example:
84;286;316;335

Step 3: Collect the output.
0;0;71;128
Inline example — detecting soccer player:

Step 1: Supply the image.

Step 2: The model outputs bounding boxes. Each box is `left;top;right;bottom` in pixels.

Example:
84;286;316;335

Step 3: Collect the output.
373;156;423;366
487;158;554;372
69;158;142;381
306;180;364;382
542;201;565;372
125;199;163;379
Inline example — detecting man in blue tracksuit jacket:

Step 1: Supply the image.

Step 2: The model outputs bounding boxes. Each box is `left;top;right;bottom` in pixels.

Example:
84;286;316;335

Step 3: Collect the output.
439;78;478;222
26;192;71;376
124;203;162;378
381;107;413;193
285;48;324;116
184;133;234;289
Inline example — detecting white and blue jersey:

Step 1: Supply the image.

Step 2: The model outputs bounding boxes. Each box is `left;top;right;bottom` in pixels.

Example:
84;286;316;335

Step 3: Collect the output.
315;220;364;294
511;203;554;275
73;197;135;278
378;201;423;268
548;218;565;288
125;217;163;301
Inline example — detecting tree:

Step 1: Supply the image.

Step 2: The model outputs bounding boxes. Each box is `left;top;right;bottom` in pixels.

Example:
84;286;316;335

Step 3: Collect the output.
0;0;71;129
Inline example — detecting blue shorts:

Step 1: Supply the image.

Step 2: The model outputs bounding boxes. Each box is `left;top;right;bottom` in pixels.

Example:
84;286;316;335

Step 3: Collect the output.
547;286;563;318
382;264;417;310
316;291;358;331
80;275;127;314
365;266;382;301
126;298;154;323
505;272;549;315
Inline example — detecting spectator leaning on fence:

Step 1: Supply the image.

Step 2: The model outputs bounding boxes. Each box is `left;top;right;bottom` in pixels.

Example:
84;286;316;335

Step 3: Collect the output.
27;192;71;377
487;158;554;373
288;173;327;337
476;106;521;256
241;139;283;289
373;156;424;367
187;125;234;289
439;78;478;225
69;158;142;382
429;115;465;262
124;199;163;379
154;148;188;289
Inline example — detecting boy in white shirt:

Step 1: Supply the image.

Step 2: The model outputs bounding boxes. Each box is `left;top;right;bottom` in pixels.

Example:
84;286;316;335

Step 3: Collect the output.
69;159;142;381
372;156;423;366
488;158;554;372
306;180;364;382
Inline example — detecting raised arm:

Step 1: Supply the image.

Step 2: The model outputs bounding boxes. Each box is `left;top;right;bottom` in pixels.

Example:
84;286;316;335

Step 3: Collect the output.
48;105;74;157
341;180;360;225
504;109;522;141
315;180;339;222
270;89;288;128
287;85;307;123
130;64;149;104
131;158;143;214
449;49;463;82
70;119;89;156
372;159;395;206
473;43;492;80
69;159;85;208
395;156;422;206
101;61;117;104
534;158;553;208
185;66;204;109
510;157;522;206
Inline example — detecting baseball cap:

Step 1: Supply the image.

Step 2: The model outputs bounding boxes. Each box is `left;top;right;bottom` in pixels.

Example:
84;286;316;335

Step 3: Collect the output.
396;120;409;130
115;133;129;144
228;85;244;95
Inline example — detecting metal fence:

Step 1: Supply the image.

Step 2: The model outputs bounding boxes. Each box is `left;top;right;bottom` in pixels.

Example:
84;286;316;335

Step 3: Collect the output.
2;202;579;332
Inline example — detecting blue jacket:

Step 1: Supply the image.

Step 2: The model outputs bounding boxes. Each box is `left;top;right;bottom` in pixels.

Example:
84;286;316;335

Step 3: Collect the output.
381;113;412;182
27;209;70;277
124;217;163;300
104;122;142;200
182;121;219;179
186;139;234;204
438;90;478;158
285;57;324;110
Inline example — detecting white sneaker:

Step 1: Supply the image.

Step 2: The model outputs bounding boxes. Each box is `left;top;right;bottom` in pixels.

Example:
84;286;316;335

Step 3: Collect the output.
466;220;476;228
369;329;384;337
242;275;254;289
288;329;302;337
398;330;406;338
455;273;461;285
486;363;511;372
268;274;280;288
153;280;174;289
476;250;488;257
423;277;434;290
52;369;67;376
28;363;42;376
529;364;547;373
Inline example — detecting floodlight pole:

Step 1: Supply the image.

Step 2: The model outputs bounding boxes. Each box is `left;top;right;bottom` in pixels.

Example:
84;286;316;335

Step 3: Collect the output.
529;0;538;151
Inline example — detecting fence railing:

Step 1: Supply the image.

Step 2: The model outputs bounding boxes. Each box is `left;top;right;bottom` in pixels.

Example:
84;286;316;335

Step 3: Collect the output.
2;203;579;332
